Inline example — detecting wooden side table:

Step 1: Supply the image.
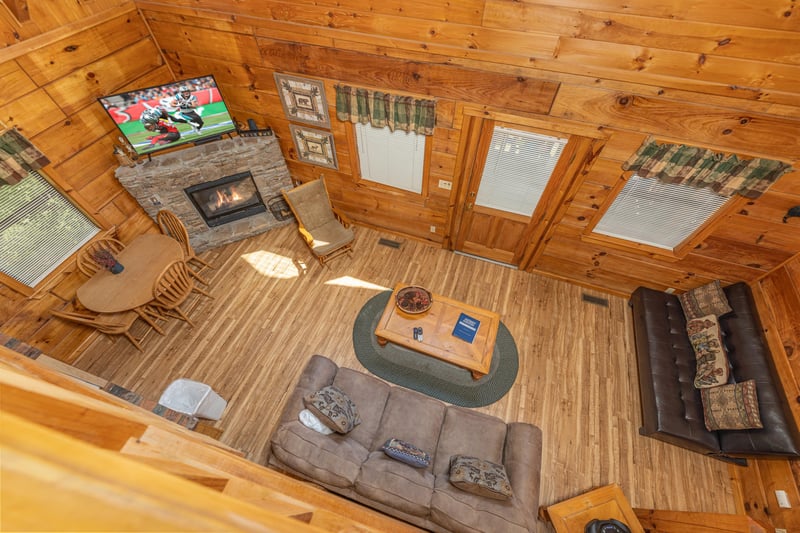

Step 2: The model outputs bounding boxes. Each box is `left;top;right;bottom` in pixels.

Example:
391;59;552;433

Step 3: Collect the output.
540;483;644;533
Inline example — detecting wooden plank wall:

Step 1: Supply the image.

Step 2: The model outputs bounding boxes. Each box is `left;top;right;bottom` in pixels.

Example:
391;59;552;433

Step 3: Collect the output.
131;0;800;298
0;1;798;350
0;2;171;359
735;254;800;532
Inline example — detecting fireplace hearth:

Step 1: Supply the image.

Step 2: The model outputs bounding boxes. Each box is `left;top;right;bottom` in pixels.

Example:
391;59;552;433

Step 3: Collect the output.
116;136;293;251
186;171;266;227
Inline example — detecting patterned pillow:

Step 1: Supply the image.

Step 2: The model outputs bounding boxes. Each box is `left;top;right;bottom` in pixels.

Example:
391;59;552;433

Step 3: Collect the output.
678;280;733;320
448;455;514;500
303;385;361;434
381;438;431;468
687;314;730;389
701;380;763;431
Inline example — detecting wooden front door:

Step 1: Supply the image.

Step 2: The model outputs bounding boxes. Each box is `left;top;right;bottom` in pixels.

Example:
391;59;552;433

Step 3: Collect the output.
452;117;582;267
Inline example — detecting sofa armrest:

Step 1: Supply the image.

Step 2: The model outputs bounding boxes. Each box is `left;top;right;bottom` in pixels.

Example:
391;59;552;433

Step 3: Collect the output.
504;422;543;520
274;354;338;428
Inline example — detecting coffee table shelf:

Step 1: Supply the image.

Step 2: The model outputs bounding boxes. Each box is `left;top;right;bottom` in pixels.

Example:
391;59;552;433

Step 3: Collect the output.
374;284;500;379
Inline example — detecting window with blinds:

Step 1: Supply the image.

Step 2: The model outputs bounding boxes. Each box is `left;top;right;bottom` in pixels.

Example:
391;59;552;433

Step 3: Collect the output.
355;122;426;193
476;127;568;216
593;174;729;250
0;171;99;287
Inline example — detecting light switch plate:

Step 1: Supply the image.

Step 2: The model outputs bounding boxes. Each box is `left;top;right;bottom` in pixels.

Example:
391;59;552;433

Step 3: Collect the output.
775;489;791;508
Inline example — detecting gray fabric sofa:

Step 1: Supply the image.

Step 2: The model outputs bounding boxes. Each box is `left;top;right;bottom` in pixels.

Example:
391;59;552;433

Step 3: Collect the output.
268;355;543;532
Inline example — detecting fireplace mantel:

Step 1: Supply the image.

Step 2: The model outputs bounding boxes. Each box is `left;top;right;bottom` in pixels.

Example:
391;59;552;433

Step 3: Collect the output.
116;136;293;252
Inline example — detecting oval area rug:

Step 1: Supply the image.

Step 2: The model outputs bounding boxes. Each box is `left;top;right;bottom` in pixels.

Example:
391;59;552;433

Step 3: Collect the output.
352;290;518;407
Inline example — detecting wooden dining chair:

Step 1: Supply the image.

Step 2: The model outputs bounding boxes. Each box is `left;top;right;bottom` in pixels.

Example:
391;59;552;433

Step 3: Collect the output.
157;209;213;284
76;238;126;277
50;308;146;351
149;260;213;328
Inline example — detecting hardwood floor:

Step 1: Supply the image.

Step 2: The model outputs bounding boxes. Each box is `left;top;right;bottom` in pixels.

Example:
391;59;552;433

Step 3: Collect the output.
73;223;736;528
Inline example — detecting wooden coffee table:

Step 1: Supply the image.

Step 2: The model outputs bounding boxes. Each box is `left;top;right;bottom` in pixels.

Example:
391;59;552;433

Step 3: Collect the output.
374;284;500;379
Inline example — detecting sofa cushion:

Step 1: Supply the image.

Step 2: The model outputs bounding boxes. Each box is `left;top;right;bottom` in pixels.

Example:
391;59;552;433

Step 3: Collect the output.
431;474;530;533
433;407;508;476
686;314;730;389
371;386;446;455
701;380;763;431
355;450;435;517
332;368;391;449
382;438;431;468
448;455;513;500
678;280;732;320
270;420;369;487
304;385;361;434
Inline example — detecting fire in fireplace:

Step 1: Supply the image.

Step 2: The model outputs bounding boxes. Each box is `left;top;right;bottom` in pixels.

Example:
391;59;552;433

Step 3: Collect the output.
185;171;267;227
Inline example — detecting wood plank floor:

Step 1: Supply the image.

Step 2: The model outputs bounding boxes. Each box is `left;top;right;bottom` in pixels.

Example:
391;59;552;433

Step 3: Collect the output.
73;223;736;528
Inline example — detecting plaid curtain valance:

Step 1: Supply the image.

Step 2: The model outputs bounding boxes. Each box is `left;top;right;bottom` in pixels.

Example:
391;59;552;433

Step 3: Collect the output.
0;128;50;186
622;136;793;199
335;85;436;135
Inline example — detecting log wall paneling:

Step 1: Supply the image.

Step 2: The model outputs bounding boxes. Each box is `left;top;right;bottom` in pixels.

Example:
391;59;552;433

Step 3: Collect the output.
1;2;799;529
0;2;168;357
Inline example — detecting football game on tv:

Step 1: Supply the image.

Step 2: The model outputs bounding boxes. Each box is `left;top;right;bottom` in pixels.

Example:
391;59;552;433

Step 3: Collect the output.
98;74;236;156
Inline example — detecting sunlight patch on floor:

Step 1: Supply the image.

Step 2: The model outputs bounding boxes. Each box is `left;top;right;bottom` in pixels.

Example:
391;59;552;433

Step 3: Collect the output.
325;276;389;291
241;250;305;279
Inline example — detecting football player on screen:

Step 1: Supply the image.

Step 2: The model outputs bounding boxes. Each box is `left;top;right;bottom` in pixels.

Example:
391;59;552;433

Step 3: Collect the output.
172;85;204;133
140;108;181;146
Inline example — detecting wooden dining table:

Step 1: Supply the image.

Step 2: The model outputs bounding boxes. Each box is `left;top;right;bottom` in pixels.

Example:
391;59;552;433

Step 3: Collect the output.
77;233;183;313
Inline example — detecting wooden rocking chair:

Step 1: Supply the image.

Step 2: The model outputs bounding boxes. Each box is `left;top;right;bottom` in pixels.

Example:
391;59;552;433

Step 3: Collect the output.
282;177;354;266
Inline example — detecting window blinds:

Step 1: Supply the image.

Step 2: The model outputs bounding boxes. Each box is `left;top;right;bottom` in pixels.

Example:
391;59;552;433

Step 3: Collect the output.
356;122;426;193
0;171;99;287
594;174;729;249
475;127;567;216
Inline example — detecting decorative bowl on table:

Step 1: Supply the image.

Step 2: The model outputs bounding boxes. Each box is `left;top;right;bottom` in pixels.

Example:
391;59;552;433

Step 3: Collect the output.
395;286;433;314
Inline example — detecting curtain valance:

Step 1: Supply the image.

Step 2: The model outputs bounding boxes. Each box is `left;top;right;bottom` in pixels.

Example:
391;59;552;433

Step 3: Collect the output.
622;136;792;199
0;128;50;186
335;85;436;135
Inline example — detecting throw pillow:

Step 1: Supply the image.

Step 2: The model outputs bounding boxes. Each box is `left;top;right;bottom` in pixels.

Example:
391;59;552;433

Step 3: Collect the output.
678;280;733;320
381;438;431;468
686;314;730;389
298;408;334;435
448;455;514;501
701;380;763;431
303;385;361;434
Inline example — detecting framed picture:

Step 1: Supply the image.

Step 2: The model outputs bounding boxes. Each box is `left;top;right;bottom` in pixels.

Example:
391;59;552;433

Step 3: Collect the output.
274;73;330;128
290;125;338;170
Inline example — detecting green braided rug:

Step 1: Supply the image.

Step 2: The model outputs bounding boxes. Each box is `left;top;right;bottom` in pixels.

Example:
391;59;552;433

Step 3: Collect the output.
352;291;518;407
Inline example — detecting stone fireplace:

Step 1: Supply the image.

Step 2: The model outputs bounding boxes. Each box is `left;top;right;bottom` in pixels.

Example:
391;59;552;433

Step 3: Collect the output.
116;136;294;252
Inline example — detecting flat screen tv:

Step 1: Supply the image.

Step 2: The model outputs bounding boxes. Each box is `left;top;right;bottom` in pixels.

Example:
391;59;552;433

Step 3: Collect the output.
98;74;236;156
